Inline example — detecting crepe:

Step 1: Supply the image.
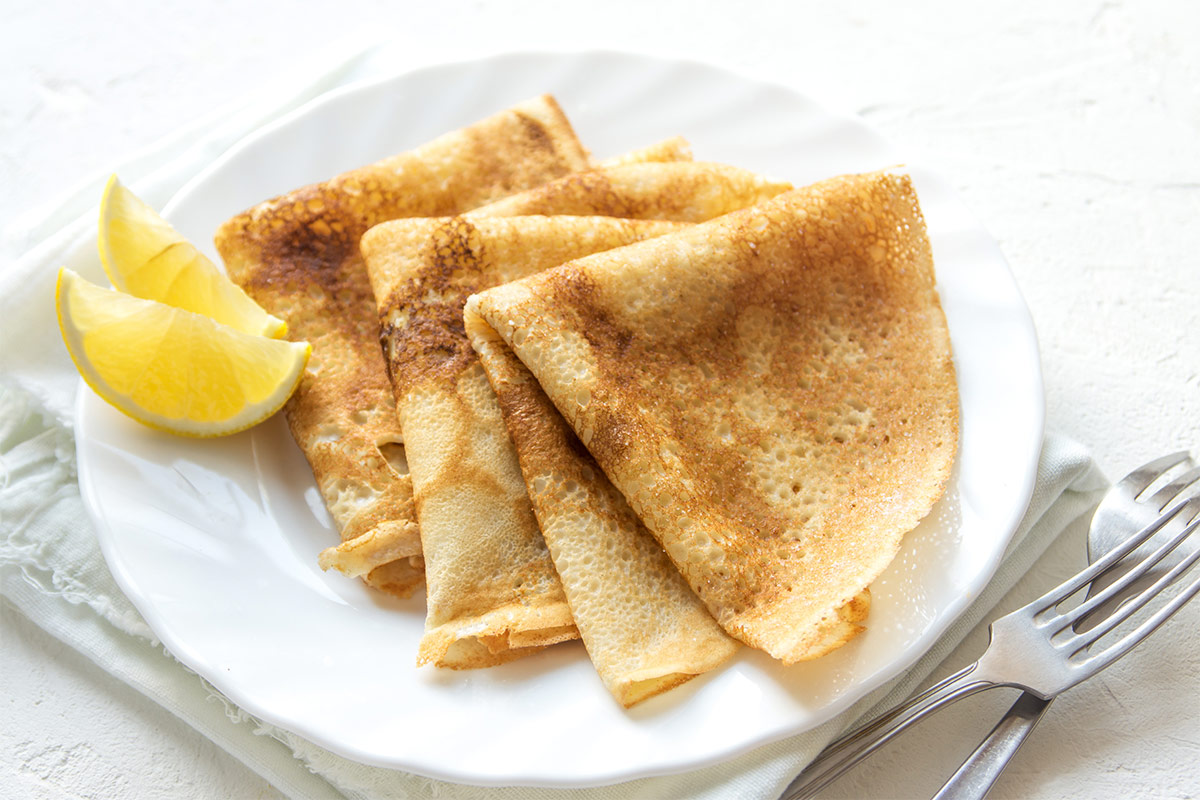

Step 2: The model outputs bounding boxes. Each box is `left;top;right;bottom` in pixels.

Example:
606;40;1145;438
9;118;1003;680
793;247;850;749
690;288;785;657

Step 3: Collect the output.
598;136;692;166
464;304;738;706
466;171;959;664
363;216;684;667
362;159;789;666
214;95;591;597
474;161;789;220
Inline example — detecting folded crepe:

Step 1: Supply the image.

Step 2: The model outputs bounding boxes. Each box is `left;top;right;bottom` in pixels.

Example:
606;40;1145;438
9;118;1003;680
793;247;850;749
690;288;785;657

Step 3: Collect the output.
474;161;789;220
214;95;591;597
363;216;684;667
464;304;739;706
362;162;790;667
597;136;692;167
466;171;959;664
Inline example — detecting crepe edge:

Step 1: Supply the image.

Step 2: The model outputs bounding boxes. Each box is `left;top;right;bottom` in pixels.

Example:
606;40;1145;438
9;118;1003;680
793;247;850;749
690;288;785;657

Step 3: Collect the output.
464;302;740;706
466;170;959;665
417;602;578;669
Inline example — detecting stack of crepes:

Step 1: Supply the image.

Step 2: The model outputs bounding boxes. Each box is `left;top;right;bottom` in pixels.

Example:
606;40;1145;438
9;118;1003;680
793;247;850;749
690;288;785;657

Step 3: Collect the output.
215;95;959;708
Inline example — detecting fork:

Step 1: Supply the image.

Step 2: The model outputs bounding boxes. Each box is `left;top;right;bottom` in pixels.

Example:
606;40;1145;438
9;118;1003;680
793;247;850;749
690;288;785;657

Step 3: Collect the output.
780;491;1200;800
934;452;1200;798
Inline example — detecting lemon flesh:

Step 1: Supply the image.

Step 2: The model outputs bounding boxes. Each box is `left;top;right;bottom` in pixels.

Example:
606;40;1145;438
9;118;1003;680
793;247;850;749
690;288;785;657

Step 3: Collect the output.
57;268;309;437
98;175;286;338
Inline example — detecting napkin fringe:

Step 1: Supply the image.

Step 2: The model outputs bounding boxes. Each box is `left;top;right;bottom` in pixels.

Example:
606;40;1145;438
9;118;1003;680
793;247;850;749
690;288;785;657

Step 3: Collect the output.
0;379;154;640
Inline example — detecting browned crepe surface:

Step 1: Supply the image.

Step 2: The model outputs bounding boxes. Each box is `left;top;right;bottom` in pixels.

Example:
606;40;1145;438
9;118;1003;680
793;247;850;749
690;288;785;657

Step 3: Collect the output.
213;95;591;597
350;159;787;666
474;161;789;220
362;216;683;667
361;160;789;667
597;136;692;166
467;171;959;664
464;303;738;707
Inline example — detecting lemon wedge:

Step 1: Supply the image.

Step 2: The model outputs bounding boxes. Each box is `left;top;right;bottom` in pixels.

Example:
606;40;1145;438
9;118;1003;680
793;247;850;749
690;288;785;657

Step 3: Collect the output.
98;175;287;338
57;268;310;437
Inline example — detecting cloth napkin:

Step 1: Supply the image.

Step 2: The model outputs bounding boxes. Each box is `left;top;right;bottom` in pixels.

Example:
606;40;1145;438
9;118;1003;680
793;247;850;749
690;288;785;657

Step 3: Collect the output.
0;42;1107;800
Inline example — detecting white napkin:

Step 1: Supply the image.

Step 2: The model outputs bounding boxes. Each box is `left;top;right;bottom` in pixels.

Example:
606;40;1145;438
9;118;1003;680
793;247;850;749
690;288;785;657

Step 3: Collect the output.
0;42;1107;800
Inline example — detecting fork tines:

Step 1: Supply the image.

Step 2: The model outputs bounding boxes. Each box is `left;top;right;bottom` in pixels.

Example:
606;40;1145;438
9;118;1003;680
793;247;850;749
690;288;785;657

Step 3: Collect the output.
1067;518;1200;642
1043;500;1200;674
1040;500;1197;612
1123;451;1193;497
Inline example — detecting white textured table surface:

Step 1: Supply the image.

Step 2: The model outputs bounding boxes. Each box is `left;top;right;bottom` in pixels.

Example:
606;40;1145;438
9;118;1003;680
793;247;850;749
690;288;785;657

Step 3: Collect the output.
4;1;1199;798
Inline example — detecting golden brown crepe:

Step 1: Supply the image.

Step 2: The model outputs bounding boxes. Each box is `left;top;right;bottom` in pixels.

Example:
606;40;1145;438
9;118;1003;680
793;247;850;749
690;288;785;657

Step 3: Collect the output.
466;171;959;664
473;161;790;220
464;304;739;706
350;159;787;666
214;95;591;597
362;216;684;667
361;161;788;666
598;136;692;166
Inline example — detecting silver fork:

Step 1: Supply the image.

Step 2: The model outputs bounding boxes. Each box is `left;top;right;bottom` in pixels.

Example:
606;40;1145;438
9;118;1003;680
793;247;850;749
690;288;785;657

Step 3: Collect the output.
780;490;1200;800
934;452;1200;798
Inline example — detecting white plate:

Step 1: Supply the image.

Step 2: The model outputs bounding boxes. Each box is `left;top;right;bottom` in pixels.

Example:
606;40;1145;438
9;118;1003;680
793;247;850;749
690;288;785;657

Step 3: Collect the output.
77;51;1044;787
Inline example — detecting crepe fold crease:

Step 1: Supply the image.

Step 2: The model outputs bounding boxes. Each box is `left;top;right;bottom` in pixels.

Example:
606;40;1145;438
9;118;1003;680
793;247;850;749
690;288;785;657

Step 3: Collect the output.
362;160;790;669
466;171;959;664
213;95;591;597
364;216;684;668
464;302;739;706
473;161;790;220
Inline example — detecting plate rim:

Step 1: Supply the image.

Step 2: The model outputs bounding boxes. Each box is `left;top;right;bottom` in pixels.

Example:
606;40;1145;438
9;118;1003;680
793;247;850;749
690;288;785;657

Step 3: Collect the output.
78;48;1045;787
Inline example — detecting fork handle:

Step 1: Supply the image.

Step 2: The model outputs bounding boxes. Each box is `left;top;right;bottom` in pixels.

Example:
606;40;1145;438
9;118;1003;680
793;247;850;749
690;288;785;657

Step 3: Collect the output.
779;664;995;800
931;692;1051;800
